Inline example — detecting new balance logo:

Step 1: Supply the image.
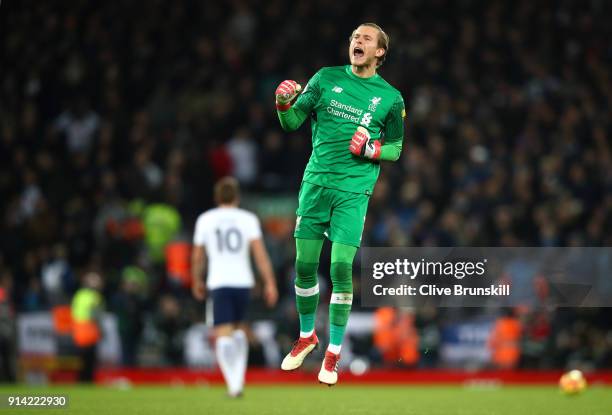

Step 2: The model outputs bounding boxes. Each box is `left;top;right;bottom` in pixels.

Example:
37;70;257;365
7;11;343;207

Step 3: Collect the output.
332;86;343;93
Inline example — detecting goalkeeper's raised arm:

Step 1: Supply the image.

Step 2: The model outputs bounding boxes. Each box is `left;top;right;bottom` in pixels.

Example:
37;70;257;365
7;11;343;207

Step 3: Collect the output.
275;77;311;132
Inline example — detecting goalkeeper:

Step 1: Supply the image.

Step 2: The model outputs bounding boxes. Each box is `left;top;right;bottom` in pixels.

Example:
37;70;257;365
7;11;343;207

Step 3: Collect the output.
276;23;405;385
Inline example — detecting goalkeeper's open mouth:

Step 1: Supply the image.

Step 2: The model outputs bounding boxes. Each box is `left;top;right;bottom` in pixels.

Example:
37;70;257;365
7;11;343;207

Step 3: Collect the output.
353;47;365;59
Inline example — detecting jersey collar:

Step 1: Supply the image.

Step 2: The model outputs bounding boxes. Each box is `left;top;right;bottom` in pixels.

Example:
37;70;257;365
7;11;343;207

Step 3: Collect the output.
345;65;380;81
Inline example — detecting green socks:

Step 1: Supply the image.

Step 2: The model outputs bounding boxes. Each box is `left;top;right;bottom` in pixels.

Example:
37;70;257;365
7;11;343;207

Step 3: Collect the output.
328;259;354;351
299;313;316;337
294;239;324;338
330;323;347;348
293;239;356;351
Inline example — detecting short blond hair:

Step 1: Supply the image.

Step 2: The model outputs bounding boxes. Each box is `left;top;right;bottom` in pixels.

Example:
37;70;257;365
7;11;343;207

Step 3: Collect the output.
350;23;390;67
214;176;240;205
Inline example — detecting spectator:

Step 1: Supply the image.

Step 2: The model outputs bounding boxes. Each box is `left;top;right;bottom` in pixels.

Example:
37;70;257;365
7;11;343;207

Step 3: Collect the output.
53;98;100;155
155;294;187;365
0;271;15;382
227;127;258;187
71;272;104;382
111;267;148;366
488;308;522;369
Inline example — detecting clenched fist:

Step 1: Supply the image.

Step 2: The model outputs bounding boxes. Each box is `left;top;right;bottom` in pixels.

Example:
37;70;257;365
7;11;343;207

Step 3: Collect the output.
275;80;302;111
349;126;381;160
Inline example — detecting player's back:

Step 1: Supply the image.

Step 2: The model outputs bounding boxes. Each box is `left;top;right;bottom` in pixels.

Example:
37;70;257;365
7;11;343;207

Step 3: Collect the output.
193;206;262;290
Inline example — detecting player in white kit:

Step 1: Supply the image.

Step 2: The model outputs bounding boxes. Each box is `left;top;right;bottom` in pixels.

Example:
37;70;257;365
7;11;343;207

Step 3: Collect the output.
191;177;278;397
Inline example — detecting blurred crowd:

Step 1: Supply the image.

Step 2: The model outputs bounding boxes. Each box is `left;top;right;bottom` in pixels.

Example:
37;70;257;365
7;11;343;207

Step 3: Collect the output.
1;0;611;371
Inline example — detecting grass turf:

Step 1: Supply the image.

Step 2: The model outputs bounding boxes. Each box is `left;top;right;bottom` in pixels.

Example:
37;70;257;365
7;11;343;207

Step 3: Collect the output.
1;384;611;415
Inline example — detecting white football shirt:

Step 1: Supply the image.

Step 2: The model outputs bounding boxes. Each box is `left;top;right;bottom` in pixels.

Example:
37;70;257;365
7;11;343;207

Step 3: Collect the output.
193;206;262;290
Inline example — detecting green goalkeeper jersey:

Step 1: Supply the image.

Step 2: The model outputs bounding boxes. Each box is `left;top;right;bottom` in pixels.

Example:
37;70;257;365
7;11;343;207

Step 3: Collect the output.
291;65;405;195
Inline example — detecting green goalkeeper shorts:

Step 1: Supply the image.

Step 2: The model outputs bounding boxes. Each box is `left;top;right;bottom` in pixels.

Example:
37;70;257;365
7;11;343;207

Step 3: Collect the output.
294;181;370;247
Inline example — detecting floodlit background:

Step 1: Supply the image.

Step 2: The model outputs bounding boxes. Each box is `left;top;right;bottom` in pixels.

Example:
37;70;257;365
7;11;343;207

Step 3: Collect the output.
1;0;611;389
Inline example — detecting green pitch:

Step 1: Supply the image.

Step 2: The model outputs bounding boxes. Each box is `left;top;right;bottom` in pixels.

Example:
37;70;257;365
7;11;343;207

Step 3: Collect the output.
1;384;611;415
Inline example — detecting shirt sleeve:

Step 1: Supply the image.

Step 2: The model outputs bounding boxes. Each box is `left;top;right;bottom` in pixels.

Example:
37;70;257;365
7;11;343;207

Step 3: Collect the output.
379;141;403;161
247;214;263;241
293;69;323;115
193;215;207;246
383;93;406;144
277;106;309;131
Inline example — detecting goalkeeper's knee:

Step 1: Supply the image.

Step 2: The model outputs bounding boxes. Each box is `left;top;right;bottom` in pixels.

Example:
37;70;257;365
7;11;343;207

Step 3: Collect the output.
295;260;319;289
330;262;352;293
